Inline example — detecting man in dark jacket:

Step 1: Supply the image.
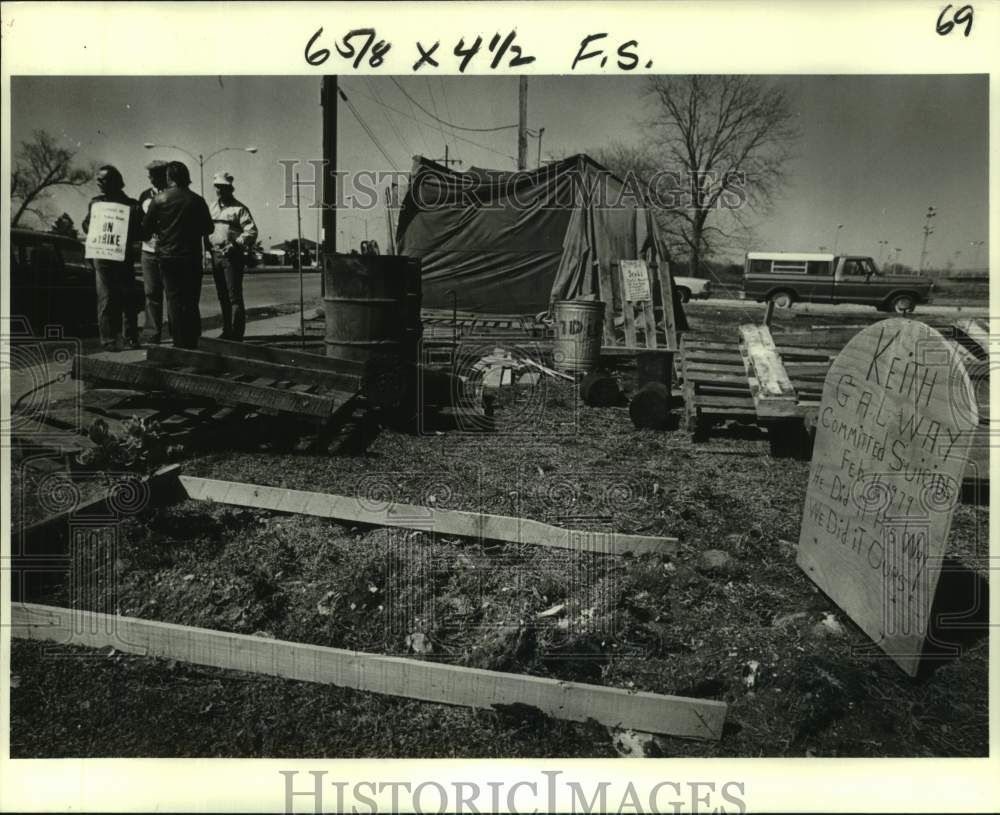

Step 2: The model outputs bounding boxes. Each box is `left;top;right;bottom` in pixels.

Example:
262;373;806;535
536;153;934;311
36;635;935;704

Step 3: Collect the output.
82;165;141;350
141;161;214;348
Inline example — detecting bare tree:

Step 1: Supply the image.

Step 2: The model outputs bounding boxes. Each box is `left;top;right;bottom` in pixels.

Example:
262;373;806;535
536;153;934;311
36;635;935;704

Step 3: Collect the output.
11;129;94;227
643;76;799;276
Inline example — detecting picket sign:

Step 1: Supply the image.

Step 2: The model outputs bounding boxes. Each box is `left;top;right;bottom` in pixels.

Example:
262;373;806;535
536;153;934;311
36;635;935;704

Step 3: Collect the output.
84;202;131;262
796;319;979;676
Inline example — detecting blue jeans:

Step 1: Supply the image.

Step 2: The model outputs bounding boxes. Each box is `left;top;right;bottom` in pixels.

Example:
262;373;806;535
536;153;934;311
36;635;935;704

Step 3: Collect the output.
94;261;139;347
212;254;246;340
140;251;164;342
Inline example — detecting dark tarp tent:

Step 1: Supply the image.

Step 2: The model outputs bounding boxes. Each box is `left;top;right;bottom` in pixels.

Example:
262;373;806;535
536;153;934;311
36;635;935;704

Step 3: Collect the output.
396;154;687;330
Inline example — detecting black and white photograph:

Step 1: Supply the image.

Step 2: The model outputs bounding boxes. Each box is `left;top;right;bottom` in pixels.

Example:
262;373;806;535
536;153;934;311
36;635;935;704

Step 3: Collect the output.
2;3;997;814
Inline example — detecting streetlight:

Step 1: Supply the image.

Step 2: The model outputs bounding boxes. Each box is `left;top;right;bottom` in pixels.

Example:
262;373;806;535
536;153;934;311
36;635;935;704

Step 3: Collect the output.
143;142;258;197
918;206;936;273
832;224;844;255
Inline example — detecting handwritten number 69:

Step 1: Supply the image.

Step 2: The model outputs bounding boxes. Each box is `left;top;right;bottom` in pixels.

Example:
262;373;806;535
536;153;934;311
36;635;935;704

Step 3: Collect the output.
936;4;974;36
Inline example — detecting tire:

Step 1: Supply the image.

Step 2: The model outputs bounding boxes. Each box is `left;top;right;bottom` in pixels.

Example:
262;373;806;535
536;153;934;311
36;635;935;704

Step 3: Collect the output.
676;287;691;304
769;290;794;309
889;294;916;314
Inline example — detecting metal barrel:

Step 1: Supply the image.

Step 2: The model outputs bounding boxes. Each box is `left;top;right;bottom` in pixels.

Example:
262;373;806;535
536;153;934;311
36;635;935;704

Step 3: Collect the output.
551;299;605;374
323;253;422;364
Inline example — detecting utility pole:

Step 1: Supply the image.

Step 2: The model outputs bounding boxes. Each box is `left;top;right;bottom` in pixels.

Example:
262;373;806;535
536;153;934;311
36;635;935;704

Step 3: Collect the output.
321;76;338;255
536;127;545;167
295;172;305;348
431;144;461;167
517;76;528;170
919;205;936;273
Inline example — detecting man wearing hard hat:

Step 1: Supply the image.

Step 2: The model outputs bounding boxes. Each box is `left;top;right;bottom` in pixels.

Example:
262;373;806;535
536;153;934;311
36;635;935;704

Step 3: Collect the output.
208;171;258;341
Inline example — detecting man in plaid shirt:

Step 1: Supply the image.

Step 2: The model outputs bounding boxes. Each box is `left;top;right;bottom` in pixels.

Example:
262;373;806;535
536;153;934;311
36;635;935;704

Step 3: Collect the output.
208;171;258;341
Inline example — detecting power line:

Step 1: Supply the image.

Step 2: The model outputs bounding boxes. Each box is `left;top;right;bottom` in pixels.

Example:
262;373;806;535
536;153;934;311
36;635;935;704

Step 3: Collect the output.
392;77;533;134
341;82;518;163
424;77;452;154
338;88;400;171
393;79;434;157
365;76;412;157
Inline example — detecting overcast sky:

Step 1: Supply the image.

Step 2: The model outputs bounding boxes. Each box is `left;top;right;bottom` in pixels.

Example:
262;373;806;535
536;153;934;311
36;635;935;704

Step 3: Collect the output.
11;74;989;269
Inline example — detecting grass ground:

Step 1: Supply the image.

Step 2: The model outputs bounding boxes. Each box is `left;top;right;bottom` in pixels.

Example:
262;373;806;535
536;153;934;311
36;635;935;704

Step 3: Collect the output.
9;303;989;758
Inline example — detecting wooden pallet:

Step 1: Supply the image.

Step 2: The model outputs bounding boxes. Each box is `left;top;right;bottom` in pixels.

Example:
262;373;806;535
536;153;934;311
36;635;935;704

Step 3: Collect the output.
74;349;360;425
679;332;833;444
11;386;243;463
598;259;680;354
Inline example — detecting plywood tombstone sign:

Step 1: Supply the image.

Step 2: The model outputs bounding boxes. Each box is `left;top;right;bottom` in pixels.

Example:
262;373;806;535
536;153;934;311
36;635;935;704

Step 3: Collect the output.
797;319;978;676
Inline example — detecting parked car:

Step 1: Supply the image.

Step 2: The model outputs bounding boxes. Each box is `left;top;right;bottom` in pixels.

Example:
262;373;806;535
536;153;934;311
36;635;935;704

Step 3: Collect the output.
9;227;142;337
673;276;711;303
742;252;933;313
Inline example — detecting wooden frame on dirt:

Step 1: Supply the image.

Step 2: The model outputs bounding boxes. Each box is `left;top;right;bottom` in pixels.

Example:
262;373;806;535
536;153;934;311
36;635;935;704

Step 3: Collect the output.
11;602;726;740
179;475;678;557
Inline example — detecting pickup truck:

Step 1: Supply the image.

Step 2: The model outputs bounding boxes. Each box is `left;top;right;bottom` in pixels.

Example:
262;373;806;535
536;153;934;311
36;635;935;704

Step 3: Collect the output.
743;252;933;313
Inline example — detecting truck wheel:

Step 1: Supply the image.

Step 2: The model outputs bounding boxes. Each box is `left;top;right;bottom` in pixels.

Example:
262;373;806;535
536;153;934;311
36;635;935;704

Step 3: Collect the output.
889;294;916;314
676;287;691;303
769;291;794;309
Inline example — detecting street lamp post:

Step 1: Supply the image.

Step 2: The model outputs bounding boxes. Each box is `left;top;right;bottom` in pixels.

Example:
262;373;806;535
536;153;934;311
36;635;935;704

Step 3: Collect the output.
143;142;258;197
832;224;844;255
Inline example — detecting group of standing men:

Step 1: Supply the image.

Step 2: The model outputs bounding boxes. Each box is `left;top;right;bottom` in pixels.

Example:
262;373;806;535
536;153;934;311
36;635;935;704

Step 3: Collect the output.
82;159;258;350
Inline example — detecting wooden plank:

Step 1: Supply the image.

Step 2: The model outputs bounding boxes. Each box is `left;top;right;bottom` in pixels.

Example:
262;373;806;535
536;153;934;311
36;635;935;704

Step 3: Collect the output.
639;259;658;348
74;356;340;419
179;476;678;557
147;345;362;395
198;336;364;376
689;394;755;410
654;256;679;352
11;603;725;740
597;261;617;346
739;327;799;420
740;326;796;397
622;299;638;348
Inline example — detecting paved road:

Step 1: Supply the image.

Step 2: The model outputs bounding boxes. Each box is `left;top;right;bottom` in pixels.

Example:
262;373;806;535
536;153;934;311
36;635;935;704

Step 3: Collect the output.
208;270;323;320
689;297;988;317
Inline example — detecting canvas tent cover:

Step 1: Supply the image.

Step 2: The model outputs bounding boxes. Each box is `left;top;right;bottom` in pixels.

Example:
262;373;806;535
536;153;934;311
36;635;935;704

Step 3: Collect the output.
396;154;683;319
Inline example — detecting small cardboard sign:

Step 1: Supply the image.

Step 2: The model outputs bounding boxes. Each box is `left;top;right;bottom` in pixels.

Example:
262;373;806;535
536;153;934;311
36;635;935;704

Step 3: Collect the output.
85;202;131;262
797;319;978;676
621;260;651;302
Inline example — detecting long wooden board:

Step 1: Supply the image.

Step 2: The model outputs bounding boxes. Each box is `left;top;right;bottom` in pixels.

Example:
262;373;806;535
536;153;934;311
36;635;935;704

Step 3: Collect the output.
739;324;798;419
179;476;678;557
198;336;364;375
147;345;362;394
74;356;339;419
11;603;725;740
